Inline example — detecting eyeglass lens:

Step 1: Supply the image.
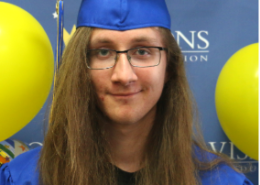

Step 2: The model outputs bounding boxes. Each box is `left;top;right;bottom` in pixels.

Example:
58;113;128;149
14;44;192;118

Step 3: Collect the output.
87;47;161;69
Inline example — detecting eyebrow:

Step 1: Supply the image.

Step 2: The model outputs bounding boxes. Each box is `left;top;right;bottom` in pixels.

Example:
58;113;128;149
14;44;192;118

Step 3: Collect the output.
92;38;112;44
91;36;159;45
131;36;158;44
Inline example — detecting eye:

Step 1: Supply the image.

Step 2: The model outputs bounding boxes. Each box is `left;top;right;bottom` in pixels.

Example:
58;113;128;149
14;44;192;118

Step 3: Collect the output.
98;49;110;56
136;48;149;55
130;48;152;58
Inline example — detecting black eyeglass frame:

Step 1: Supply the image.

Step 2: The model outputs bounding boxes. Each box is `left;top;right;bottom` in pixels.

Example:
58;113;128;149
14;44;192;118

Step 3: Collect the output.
86;46;168;70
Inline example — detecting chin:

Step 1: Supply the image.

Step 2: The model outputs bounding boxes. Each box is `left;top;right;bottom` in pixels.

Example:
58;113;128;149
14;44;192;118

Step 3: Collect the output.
104;105;157;126
109;116;140;125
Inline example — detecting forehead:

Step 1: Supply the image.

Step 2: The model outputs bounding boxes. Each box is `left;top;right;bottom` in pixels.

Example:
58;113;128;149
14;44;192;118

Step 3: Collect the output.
89;27;164;47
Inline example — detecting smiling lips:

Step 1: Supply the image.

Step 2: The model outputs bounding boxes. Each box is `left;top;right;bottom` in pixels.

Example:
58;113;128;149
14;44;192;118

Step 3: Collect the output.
109;91;141;98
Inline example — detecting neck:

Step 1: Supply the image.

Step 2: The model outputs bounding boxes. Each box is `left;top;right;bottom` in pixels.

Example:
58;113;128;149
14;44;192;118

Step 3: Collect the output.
106;107;156;173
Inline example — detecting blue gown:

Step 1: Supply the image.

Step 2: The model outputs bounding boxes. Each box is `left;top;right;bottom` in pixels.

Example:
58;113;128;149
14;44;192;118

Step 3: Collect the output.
0;147;254;185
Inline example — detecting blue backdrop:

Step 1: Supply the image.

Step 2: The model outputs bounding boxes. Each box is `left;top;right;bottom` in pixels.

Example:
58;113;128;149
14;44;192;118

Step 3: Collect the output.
1;0;258;184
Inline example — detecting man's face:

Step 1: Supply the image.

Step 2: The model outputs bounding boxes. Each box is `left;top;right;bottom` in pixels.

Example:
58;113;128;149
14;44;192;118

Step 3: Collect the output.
89;27;167;125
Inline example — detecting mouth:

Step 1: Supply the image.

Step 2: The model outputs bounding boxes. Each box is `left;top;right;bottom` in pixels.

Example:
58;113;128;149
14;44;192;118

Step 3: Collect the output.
110;91;141;98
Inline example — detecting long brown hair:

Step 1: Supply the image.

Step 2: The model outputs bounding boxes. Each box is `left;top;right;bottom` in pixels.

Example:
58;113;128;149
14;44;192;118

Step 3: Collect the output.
39;27;234;185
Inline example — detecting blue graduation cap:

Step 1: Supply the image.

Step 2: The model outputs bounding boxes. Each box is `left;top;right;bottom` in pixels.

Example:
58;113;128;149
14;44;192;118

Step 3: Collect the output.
77;0;171;31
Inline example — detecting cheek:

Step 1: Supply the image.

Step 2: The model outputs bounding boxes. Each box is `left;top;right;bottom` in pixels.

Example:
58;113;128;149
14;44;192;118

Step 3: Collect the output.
93;80;105;97
90;72;108;99
99;96;105;101
139;66;166;88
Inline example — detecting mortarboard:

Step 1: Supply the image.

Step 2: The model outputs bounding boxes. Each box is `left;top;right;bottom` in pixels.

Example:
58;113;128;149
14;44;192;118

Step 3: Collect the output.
77;0;171;31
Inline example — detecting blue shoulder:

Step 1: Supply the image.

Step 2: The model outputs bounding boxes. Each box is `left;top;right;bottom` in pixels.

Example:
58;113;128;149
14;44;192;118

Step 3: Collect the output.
200;162;253;185
0;146;41;185
194;147;254;185
0;146;253;185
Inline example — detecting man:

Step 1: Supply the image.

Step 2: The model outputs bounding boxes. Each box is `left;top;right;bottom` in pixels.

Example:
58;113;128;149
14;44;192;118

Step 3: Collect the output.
0;0;253;185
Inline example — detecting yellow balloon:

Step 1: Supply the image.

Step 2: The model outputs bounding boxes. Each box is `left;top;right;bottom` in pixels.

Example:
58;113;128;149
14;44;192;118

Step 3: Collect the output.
0;2;54;141
215;43;258;160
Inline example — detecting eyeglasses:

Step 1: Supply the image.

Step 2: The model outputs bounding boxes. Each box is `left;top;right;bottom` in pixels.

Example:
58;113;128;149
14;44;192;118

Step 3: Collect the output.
86;46;167;70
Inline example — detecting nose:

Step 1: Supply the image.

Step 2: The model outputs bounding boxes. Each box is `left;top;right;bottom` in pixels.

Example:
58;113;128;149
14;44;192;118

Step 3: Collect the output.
111;53;138;86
